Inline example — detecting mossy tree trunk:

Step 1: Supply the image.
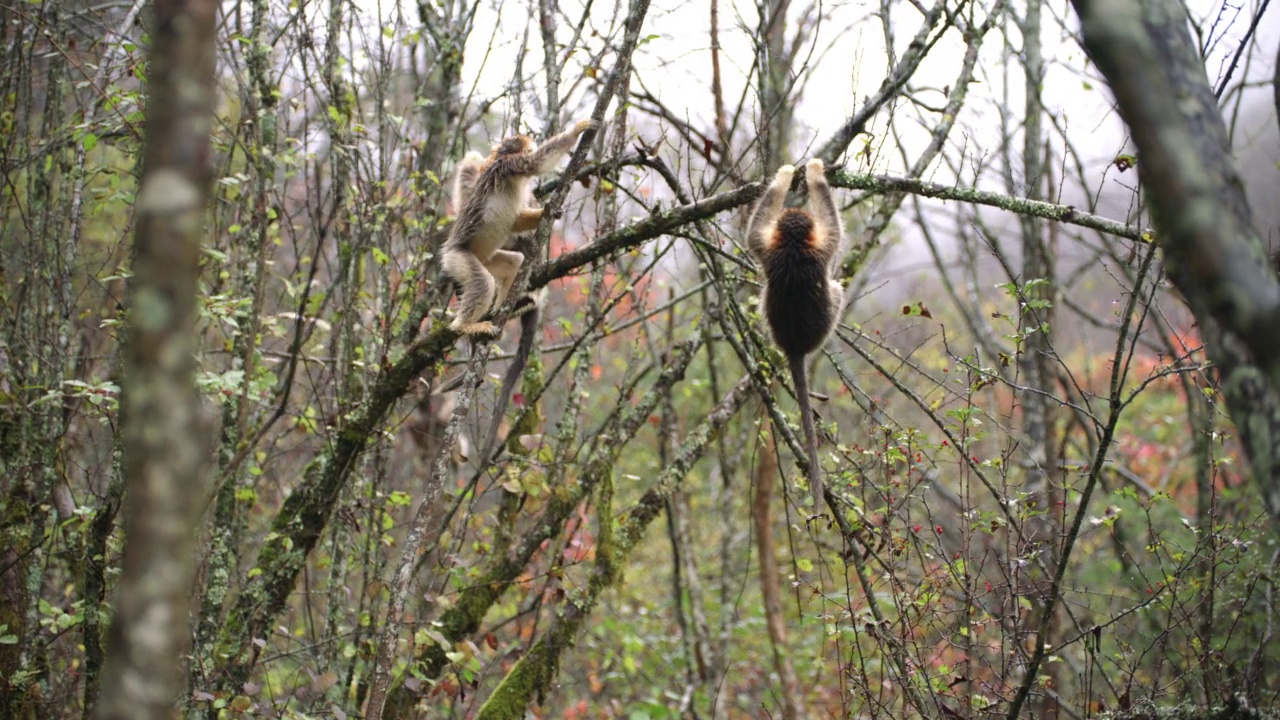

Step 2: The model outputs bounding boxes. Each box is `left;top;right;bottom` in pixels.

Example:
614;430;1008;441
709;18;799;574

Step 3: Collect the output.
92;0;217;718
1071;0;1280;525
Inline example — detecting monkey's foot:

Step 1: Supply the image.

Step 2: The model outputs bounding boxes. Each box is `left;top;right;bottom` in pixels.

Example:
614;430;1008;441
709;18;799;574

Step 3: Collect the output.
455;321;500;339
805;158;825;177
509;294;539;318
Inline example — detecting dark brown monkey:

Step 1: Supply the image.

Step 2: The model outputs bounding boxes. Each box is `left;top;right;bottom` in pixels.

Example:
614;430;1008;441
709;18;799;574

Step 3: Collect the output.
746;159;845;510
442;119;597;337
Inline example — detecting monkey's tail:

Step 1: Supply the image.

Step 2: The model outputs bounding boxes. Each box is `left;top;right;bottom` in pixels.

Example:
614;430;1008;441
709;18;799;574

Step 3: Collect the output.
788;352;828;512
478;298;541;463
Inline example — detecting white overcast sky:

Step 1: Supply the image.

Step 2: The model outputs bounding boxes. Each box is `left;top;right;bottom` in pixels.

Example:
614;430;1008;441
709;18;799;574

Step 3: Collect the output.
348;0;1280;244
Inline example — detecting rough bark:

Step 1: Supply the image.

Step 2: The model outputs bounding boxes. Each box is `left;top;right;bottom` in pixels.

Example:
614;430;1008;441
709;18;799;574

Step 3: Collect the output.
92;0;217;718
1072;0;1280;522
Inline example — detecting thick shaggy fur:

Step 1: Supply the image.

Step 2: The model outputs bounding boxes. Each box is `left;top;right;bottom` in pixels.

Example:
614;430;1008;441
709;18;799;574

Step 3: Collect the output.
761;209;841;357
442;121;595;461
441;119;596;336
746;160;846;510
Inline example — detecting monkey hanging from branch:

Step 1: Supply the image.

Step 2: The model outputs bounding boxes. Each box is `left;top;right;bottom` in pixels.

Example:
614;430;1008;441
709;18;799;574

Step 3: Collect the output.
746;159;846;512
441;118;598;460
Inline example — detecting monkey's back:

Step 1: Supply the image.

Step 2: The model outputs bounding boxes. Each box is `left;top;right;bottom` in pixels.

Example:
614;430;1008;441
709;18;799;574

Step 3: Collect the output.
762;238;837;358
448;156;533;259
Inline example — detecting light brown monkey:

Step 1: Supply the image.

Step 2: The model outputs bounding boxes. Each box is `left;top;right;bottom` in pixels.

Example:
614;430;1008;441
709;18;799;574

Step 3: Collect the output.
442;119;597;337
746;159;845;510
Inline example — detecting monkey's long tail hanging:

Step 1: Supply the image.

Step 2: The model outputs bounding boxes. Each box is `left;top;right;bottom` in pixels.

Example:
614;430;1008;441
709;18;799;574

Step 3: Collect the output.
787;352;828;512
478;303;540;463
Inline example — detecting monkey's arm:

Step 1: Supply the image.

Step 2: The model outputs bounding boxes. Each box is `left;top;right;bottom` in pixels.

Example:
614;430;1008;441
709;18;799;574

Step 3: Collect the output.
515;119;599;176
746;165;795;260
804;159;844;270
510;208;544;234
453;151;486;211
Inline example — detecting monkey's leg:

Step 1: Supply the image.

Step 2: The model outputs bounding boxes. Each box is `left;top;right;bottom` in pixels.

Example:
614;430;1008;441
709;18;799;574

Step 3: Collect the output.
442;248;499;337
485;249;525;313
510;208;543;234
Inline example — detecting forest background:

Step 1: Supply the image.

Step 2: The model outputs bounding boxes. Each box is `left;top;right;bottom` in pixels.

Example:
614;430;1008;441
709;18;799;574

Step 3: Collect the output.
4;0;1280;718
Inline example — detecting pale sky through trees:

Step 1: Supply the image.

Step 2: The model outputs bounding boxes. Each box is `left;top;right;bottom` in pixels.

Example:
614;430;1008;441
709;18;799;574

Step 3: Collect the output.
342;0;1280;261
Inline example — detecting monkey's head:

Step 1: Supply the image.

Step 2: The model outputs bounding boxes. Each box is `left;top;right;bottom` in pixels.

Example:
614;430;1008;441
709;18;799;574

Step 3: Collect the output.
493;135;535;157
772;208;816;248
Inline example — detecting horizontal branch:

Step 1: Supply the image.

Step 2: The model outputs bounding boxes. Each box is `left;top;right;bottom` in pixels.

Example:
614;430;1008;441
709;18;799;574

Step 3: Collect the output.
831;170;1145;241
213;161;1153;693
528;169;1147;294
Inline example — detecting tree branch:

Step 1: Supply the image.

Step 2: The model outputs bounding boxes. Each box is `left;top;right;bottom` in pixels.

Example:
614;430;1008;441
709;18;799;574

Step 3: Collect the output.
1072;0;1280;522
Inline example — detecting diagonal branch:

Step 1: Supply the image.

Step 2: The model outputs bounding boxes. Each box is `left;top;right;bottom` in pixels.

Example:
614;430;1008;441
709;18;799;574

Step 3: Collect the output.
211;325;463;693
815;0;953;162
1072;0;1280;522
529;182;764;287
474;375;753;719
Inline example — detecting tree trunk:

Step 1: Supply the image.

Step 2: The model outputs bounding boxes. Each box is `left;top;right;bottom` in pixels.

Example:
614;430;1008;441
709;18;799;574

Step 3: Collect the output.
1072;0;1280;523
93;0;216;717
